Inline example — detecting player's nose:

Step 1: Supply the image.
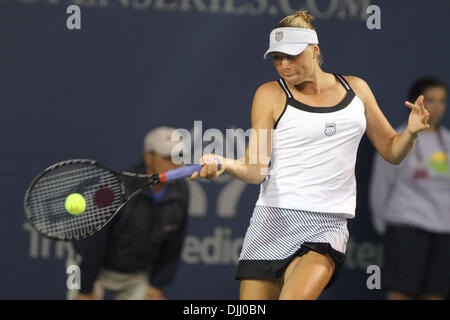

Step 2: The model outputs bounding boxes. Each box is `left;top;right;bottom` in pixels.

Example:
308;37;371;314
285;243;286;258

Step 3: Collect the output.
281;58;291;69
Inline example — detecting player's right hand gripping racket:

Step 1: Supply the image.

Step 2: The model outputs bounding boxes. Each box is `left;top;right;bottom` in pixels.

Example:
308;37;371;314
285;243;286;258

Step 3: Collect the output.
24;159;220;241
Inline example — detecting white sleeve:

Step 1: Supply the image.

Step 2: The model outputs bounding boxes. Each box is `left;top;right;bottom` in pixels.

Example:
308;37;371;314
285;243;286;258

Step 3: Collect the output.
368;152;397;236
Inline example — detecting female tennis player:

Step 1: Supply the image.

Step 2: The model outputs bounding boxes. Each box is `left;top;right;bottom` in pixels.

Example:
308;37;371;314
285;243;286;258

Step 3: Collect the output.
190;11;431;300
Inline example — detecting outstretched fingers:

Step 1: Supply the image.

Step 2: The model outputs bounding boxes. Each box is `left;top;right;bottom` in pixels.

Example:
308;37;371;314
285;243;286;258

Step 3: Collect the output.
405;95;430;125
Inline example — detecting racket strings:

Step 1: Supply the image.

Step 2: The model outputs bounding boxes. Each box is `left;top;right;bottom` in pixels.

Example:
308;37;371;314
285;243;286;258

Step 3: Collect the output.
30;173;120;238
28;167;111;206
26;163;123;240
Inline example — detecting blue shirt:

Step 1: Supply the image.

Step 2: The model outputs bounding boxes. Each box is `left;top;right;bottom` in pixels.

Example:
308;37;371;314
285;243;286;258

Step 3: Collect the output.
149;186;167;206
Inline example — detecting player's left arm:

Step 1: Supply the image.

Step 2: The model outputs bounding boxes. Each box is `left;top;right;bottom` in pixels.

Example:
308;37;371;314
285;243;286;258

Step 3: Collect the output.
344;76;430;165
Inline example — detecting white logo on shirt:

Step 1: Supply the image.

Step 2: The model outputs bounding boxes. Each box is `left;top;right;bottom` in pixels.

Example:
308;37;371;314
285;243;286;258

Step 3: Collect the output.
325;123;336;136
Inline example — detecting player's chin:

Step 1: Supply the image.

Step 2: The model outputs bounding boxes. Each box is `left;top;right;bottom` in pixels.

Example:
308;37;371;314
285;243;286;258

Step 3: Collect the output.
285;73;303;85
283;73;295;80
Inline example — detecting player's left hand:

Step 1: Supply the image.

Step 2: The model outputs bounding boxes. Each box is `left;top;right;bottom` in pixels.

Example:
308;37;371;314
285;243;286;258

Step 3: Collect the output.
405;95;431;135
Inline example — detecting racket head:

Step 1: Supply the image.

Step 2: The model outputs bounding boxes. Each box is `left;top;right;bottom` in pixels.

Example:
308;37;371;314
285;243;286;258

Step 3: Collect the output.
24;159;125;241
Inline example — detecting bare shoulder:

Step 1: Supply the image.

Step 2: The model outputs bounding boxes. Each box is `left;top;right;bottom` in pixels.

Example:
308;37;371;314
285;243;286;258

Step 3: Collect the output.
252;80;284;112
341;75;372;100
251;81;284;127
254;80;284;100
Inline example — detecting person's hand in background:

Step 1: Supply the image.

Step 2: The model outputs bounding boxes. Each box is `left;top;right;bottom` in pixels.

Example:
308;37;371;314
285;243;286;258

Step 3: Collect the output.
145;286;167;300
74;293;95;300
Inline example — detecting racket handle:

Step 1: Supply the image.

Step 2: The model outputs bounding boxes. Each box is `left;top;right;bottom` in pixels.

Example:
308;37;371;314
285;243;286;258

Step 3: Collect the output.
159;161;222;183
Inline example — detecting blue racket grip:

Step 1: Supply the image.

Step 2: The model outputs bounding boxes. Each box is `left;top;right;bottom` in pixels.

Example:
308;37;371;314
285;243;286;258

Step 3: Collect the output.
160;161;222;183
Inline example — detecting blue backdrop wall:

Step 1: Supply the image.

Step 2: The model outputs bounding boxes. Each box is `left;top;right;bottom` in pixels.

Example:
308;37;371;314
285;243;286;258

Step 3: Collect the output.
1;0;449;299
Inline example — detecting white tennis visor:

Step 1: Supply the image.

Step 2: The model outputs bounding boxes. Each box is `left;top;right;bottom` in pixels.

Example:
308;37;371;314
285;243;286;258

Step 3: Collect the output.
263;27;319;60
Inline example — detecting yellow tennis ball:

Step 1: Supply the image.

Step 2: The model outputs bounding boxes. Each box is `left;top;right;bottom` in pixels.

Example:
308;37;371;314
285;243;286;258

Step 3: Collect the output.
65;193;86;215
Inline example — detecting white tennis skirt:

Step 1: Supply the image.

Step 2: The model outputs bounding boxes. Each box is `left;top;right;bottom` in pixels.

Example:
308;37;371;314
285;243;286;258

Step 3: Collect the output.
239;205;349;261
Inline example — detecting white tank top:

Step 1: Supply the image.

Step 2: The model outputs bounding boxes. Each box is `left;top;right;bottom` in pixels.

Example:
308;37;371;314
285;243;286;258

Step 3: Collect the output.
255;74;366;218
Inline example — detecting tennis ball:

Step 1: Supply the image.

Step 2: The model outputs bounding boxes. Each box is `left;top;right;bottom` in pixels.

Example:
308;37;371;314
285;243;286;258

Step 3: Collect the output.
65;193;86;215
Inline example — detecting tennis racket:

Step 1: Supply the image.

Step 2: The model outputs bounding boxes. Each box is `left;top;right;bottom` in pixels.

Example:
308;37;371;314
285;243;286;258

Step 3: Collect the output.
24;159;219;241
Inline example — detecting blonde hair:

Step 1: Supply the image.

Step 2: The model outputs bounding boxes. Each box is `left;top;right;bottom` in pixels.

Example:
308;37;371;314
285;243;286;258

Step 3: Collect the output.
276;11;323;66
277;10;315;29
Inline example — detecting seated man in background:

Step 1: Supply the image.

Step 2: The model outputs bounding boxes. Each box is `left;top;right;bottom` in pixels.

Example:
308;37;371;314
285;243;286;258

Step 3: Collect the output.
71;126;190;300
